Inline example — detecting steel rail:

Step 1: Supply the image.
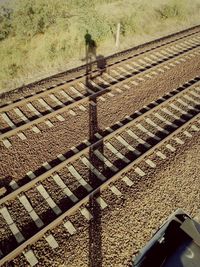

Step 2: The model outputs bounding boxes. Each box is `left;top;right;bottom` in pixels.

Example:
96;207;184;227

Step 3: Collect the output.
1;24;199;103
0;111;199;266
1;29;200;113
0;79;199;206
1;46;199;141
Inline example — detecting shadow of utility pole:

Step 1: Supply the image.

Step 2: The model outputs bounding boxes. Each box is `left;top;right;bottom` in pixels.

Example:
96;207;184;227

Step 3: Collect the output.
84;30;106;267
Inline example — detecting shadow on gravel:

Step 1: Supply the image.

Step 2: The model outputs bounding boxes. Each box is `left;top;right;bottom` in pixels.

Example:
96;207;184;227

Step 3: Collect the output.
1;42;198;135
1;77;199;193
1;82;199;257
0;176;12;195
85;31;105;267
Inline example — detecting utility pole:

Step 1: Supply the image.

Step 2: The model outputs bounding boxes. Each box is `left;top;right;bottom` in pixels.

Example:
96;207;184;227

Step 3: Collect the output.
115;22;121;48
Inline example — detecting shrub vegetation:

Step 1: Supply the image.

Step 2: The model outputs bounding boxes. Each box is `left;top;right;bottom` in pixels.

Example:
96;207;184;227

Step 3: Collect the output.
0;0;200;92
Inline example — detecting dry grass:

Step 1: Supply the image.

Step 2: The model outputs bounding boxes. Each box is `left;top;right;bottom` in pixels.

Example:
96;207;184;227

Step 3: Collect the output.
0;0;200;94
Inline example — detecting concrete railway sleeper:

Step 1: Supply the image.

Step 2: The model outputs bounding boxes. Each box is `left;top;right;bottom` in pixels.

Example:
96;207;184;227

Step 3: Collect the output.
1;32;199;114
0;78;200;265
1;76;200;198
0;43;200;143
1;23;200;108
0;108;199;267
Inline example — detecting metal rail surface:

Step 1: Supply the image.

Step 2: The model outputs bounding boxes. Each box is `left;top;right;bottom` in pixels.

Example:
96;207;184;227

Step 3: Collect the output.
0;77;199;265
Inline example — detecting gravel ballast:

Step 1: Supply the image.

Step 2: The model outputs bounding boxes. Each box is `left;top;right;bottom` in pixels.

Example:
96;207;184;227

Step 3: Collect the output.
8;128;200;267
1;25;199;103
0;55;199;185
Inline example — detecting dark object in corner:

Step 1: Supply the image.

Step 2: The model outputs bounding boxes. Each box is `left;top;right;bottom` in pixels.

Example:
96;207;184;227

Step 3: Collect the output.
133;209;200;267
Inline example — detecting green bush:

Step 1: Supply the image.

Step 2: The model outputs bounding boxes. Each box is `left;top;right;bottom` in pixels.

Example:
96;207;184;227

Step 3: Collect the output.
9;63;19;78
0;0;200;93
12;0;69;38
0;6;13;40
156;2;186;20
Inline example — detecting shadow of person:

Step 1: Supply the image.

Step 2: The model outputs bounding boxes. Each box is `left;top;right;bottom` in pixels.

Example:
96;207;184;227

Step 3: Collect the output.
84;30;104;267
84;31;107;80
85;30;97;80
85;30;97;62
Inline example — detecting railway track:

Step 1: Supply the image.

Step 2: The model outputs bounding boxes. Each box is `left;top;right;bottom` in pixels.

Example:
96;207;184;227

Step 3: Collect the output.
1;24;200;107
0;76;199;266
0;30;200;142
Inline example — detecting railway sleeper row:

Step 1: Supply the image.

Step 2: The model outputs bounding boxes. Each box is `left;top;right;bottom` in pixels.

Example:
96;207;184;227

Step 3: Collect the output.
0;111;199;266
1;33;199;115
1;24;200;108
1;43;200;142
1;76;200;197
0;79;200;265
